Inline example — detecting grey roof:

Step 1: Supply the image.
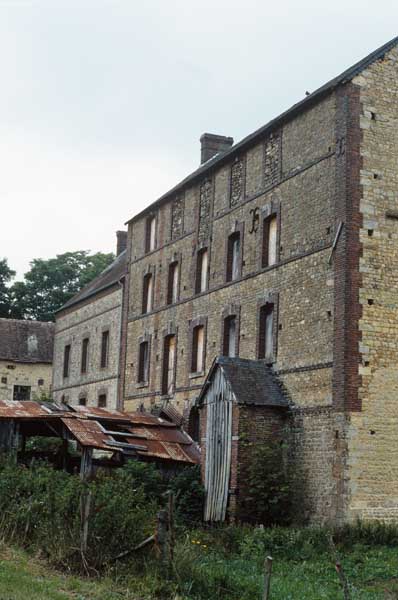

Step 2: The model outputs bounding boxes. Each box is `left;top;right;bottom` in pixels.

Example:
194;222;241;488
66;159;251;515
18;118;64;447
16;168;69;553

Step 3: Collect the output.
126;35;398;226
0;319;54;364
199;356;289;408
58;250;126;313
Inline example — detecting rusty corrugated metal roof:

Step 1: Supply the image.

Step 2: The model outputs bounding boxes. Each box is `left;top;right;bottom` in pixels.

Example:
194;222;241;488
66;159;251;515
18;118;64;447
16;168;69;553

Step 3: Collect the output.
0;400;200;465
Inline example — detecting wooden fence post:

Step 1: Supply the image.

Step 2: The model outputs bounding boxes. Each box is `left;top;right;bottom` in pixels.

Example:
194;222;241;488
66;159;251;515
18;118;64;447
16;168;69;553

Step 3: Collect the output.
263;556;273;600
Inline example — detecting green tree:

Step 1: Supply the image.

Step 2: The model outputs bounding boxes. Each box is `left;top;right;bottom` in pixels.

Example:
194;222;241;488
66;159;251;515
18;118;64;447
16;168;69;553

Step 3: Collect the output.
0;258;15;318
10;251;114;322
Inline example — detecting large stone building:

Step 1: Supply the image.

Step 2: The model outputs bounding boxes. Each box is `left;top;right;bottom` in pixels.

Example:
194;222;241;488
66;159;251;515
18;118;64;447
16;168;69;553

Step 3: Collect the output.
120;36;398;524
0;319;54;401
52;232;127;410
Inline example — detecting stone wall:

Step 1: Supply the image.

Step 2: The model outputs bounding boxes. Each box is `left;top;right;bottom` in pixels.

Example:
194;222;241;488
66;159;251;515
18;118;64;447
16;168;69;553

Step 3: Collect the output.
346;47;398;521
0;360;52;401
52;286;122;409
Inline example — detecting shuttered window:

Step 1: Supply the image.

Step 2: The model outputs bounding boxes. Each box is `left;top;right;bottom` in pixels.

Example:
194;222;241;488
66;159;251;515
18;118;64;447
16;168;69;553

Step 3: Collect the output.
81;338;89;374
167;261;179;305
223;315;237;357
258;303;274;361
262;215;277;268
195;248;208;294
63;344;71;378
162;335;176;395
145;215;156;253
142;273;153;314
138;341;149;383
191;325;205;372
226;232;241;282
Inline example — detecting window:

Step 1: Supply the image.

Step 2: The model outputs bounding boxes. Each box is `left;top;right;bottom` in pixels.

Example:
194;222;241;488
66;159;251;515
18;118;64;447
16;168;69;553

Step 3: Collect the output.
13;385;31;401
262;214;277;268
81;337;89;374
195;248;208;294
37;378;44;386
100;330;109;368
142;273;153;314
226;231;241;282
191;325;205;373
98;394;107;408
79;396;87;406
63;344;71;378
162;335;176;395
1;376;7;384
167;261;179;305
223;315;237;357
258;303;274;361
138;341;149;384
145;215;156;253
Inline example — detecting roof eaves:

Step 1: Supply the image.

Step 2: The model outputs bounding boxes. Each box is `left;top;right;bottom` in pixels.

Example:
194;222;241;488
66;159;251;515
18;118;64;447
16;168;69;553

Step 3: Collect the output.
125;35;398;227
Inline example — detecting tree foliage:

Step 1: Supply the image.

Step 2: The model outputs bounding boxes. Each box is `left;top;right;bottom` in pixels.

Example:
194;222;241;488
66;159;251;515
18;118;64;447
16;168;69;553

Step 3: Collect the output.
0;258;15;318
9;250;115;322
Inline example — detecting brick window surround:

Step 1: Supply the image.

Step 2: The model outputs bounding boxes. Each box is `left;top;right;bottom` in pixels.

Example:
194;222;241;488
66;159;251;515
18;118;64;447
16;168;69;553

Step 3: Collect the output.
225;221;245;283
260;198;281;269
257;292;279;363
221;304;241;357
189;316;207;376
137;332;151;387
161;323;178;396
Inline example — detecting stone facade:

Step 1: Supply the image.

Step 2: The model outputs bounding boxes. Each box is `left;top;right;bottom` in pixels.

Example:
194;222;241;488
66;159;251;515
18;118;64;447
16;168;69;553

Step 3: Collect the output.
52;247;126;410
121;38;398;524
0;360;52;401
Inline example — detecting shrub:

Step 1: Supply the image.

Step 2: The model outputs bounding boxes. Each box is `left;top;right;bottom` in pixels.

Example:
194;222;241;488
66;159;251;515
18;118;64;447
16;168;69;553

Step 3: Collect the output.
169;465;205;526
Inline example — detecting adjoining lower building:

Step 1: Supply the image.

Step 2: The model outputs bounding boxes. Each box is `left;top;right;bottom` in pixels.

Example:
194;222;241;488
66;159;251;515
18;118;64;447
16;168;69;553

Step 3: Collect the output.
0;318;54;401
52;232;127;410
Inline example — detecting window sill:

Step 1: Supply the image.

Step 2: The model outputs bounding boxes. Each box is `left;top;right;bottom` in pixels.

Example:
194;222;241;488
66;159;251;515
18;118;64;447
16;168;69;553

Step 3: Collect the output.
137;381;149;389
189;371;205;380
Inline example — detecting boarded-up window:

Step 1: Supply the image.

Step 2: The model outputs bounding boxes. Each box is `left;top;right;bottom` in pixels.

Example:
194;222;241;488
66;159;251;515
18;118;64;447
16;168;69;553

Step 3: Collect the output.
258;303;274;361
138;341;149;383
226;232;241;282
63;344;71;378
98;394;107;408
162;335;176;395
191;325;205;372
195;248;208;294
145;215;156;253
223;315;237;357
262;215;277;268
167;261;179;305
100;331;109;368
142;273;153;313
81;338;89;374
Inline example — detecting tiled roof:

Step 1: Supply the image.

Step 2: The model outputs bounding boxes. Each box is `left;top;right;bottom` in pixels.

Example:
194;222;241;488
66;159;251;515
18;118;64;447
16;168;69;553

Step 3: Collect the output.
126;35;398;225
58;250;126;312
0;319;54;364
199;356;289;408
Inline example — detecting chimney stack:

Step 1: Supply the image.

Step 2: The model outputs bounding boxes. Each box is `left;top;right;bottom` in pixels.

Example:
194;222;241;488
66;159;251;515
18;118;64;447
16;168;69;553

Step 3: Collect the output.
116;230;127;256
200;133;234;164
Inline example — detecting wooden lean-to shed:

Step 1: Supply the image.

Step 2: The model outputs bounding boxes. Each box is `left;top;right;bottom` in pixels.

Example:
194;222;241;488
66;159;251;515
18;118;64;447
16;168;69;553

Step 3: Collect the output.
197;356;289;522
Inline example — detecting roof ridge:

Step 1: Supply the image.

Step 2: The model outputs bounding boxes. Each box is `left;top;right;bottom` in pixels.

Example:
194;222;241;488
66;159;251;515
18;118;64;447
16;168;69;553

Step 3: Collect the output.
126;35;398;226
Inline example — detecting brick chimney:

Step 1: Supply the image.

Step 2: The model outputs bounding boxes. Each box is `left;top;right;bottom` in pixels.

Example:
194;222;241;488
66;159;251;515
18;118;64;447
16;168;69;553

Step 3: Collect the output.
200;133;234;164
116;230;127;256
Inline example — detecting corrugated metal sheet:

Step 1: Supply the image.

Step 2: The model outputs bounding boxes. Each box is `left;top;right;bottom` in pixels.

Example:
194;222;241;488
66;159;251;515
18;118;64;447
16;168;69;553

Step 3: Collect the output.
0;400;200;466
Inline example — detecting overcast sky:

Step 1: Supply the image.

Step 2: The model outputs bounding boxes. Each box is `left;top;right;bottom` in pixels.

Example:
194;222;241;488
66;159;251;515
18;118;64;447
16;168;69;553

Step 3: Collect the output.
1;0;397;279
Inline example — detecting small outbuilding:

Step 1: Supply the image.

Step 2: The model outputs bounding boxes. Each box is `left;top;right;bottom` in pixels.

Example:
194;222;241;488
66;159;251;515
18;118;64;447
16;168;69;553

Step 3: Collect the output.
197;356;289;522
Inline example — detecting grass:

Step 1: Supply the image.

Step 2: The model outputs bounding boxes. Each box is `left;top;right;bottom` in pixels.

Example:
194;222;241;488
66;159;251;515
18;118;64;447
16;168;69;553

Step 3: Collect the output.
1;528;398;599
